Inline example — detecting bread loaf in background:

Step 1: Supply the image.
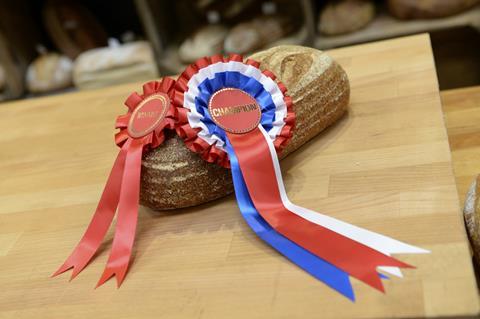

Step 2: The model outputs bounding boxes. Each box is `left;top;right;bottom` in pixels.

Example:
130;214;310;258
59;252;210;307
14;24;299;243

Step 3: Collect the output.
0;64;5;92
178;25;229;63
464;175;480;265
26;53;73;93
140;45;350;210
223;15;295;55
318;0;375;36
73;41;158;90
387;0;479;19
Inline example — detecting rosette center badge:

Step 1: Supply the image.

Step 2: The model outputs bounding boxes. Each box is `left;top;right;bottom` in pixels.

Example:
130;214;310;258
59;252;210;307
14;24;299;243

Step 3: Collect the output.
127;93;170;138
208;88;261;134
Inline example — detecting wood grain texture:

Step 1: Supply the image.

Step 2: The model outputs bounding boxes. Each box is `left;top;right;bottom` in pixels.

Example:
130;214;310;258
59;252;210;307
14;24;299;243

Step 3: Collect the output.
442;86;480;272
0;34;478;318
442;86;480;204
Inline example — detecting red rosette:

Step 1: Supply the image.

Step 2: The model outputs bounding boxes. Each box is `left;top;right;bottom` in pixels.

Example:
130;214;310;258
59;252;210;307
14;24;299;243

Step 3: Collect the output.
172;54;295;168
115;78;176;150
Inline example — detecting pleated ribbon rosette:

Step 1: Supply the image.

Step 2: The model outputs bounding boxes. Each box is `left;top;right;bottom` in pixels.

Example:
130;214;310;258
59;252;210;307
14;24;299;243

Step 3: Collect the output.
53;78;176;287
173;54;429;300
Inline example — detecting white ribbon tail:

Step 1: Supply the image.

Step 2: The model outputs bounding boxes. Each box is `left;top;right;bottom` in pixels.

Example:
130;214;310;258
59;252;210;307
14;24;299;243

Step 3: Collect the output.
258;126;430;278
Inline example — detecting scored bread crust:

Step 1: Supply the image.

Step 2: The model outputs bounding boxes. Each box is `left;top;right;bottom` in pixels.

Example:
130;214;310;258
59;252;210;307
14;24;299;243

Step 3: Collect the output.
464;175;480;265
140;45;350;210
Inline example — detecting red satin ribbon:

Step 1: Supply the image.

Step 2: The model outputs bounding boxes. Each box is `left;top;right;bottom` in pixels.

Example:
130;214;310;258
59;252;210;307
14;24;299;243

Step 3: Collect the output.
52;140;129;280
227;128;413;291
53;79;175;288
97;138;143;287
52;139;135;286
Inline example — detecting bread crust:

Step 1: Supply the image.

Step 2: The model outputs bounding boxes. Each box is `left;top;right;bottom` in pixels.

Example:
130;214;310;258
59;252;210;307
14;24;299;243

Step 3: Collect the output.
464;175;480;265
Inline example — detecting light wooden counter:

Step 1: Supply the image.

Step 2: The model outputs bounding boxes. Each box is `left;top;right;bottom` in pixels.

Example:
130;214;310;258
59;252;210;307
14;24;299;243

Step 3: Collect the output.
442;86;480;204
0;34;478;318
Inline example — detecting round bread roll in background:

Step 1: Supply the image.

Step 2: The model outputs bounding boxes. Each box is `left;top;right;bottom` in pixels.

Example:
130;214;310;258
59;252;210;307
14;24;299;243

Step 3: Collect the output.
26;53;73;94
223;15;295;54
140;45;350;211
178;25;229;63
318;0;375;36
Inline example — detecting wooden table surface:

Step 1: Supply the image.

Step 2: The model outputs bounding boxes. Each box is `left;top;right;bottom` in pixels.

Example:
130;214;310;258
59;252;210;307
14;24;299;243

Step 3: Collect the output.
442;86;480;204
1;34;479;318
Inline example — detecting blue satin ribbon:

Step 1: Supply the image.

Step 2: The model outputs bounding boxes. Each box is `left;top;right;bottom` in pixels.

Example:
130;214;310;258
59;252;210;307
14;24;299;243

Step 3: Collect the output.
226;140;355;300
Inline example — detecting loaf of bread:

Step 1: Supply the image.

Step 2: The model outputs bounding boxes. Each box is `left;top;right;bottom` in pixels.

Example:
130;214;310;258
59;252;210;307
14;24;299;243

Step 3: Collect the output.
140;45;350;210
464;175;480;265
318;0;375;36
43;0;108;59
194;0;256;20
178;25;228;63
26;53;73;93
224;15;295;54
0;64;5;92
73;41;158;90
388;0;479;19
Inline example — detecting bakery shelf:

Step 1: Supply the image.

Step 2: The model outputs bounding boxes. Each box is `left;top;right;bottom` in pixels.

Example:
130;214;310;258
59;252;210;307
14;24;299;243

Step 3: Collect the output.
315;5;480;49
158;26;311;75
135;0;315;75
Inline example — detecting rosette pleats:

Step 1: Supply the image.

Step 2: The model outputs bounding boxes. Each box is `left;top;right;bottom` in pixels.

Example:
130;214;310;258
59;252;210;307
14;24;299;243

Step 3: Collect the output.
174;54;295;168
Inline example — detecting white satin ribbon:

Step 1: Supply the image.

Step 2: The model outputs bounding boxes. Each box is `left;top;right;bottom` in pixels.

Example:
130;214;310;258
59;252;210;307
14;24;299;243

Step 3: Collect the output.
258;126;429;277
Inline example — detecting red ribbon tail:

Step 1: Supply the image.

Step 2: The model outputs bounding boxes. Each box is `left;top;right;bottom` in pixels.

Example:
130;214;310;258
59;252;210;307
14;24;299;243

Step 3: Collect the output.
227;128;414;292
52;142;130;280
353;258;412;292
96;139;143;288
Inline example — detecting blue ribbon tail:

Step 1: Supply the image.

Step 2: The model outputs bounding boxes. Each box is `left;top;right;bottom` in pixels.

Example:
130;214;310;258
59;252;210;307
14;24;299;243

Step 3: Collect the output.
226;141;355;301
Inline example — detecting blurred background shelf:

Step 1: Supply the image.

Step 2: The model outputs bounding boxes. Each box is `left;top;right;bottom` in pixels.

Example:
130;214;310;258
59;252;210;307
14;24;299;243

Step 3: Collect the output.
154;26;312;74
0;0;479;101
315;5;480;49
135;0;315;74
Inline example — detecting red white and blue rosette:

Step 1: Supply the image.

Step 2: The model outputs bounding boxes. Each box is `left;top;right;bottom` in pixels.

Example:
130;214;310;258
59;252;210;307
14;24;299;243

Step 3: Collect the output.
174;54;429;300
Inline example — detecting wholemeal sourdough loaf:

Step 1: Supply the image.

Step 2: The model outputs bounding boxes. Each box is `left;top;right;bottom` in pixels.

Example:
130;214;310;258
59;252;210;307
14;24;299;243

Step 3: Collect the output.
140;45;350;210
464;175;480;265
